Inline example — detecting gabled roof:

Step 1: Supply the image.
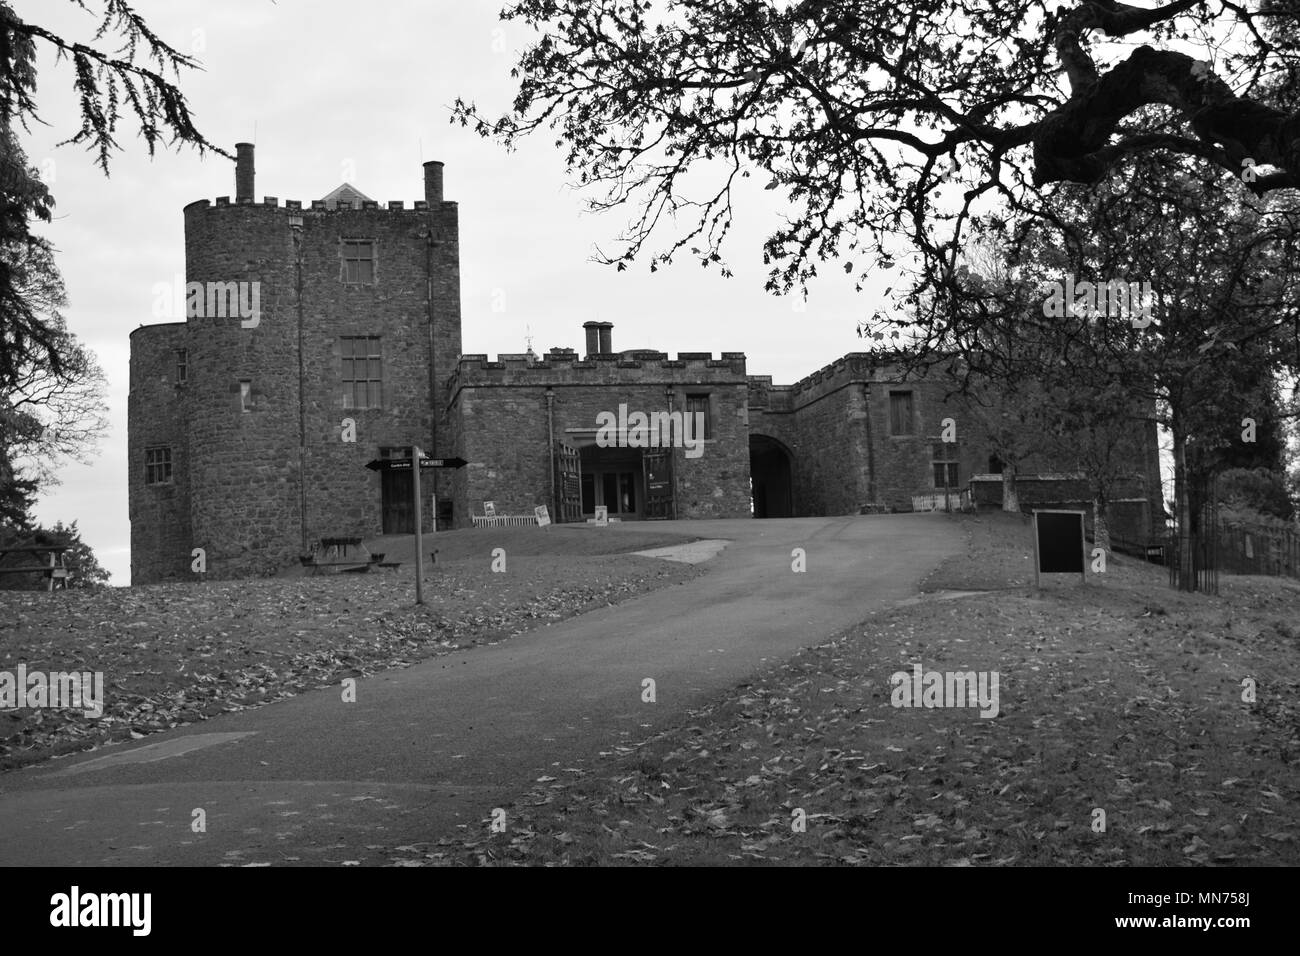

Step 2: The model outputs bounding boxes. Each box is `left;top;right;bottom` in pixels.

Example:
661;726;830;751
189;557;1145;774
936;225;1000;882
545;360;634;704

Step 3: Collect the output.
318;183;374;209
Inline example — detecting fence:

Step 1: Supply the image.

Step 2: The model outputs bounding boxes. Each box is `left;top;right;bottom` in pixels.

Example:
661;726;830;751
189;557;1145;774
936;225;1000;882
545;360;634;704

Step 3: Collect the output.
1214;522;1300;579
910;492;968;513
471;514;541;528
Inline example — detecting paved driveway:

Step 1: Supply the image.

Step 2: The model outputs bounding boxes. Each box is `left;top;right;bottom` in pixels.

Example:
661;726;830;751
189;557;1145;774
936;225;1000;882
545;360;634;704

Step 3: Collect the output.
0;514;960;866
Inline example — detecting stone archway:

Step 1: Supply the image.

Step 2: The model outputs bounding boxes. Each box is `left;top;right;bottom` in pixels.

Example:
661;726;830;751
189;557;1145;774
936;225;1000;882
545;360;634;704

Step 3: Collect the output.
749;434;794;518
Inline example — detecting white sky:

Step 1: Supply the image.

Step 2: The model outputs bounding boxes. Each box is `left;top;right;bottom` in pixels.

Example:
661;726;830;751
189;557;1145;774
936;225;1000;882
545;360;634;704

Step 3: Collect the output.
14;0;883;585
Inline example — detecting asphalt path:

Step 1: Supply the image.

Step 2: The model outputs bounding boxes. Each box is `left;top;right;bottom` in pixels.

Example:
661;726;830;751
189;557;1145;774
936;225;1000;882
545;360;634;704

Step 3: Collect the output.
0;514;960;866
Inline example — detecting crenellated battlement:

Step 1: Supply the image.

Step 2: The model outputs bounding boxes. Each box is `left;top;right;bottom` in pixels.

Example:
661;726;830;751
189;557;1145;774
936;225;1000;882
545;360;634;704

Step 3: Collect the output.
185;197;447;214
457;349;745;371
786;352;874;396
450;348;748;392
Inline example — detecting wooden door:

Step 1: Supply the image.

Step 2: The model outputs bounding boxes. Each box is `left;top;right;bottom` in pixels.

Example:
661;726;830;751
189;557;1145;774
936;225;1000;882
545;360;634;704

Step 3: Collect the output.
642;449;674;519
382;468;414;534
555;441;583;523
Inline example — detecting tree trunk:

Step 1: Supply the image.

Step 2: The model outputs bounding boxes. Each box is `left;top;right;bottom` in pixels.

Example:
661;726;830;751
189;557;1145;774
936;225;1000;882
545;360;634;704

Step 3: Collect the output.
1001;467;1019;513
1093;496;1111;552
1172;423;1195;592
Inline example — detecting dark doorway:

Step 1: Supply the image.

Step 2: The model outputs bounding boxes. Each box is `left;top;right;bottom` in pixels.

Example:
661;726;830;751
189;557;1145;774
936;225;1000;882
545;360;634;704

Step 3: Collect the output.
579;446;645;519
381;468;414;534
749;435;793;518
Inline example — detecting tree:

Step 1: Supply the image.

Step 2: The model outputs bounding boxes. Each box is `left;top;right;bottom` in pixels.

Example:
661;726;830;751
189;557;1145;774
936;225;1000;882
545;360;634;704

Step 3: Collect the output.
998;157;1300;590
2;229;108;487
0;519;108;589
1;0;227;394
0;439;37;530
456;0;1300;309
1219;466;1297;521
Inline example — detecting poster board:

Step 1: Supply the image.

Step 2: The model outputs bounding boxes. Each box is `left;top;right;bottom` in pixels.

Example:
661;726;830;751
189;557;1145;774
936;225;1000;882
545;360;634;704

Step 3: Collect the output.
534;505;551;527
1032;510;1086;588
594;505;608;526
483;501;496;518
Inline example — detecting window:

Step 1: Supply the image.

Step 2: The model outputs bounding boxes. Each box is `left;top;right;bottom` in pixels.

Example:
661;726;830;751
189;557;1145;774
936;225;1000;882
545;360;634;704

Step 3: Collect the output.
889;391;914;435
685;393;712;440
175;349;188;384
341;240;375;283
341;336;382;409
145;447;172;485
240;380;252;412
932;442;960;489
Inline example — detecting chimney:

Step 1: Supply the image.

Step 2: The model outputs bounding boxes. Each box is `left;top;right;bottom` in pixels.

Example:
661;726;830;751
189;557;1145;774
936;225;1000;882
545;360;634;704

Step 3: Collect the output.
583;321;601;357
598;322;613;354
423;160;444;205
235;143;255;203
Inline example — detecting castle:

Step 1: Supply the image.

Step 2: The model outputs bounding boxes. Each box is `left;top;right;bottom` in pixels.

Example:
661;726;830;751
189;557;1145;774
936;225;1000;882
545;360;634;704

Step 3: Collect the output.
128;146;1162;583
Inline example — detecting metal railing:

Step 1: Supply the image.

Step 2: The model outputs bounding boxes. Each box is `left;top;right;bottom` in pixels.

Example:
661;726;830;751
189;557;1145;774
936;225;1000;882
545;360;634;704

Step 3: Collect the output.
910;492;965;512
1214;522;1300;579
471;514;540;528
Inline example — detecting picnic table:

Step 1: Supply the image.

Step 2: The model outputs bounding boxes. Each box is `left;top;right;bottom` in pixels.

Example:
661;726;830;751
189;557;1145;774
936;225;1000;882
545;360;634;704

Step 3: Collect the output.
0;545;71;591
304;536;371;575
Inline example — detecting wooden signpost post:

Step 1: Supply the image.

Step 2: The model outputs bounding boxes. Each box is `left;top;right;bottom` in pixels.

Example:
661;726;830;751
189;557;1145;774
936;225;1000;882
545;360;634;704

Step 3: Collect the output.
364;452;468;605
412;445;425;605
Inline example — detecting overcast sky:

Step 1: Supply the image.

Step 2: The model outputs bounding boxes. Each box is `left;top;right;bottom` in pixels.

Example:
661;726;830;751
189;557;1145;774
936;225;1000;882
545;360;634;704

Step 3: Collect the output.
15;0;882;585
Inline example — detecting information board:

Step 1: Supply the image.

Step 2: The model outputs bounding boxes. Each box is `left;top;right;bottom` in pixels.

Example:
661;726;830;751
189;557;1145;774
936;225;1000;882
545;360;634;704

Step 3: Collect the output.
1033;510;1086;586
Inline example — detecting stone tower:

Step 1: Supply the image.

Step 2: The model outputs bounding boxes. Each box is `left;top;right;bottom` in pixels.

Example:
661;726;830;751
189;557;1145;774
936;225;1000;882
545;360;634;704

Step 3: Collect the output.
129;147;462;583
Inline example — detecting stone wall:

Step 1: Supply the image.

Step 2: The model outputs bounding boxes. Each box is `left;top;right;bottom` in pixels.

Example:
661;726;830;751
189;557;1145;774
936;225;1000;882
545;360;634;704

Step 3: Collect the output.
969;475;1156;545
127;323;192;583
451;350;752;520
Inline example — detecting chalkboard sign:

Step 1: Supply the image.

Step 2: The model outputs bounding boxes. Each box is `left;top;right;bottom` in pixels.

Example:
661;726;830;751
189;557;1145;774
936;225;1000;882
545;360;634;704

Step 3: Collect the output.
1032;510;1085;586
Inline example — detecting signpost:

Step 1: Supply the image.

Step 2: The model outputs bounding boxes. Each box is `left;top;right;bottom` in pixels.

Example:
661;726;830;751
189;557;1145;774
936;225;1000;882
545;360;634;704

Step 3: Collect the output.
364;456;467;472
1032;509;1087;589
363;453;468;605
412;445;425;606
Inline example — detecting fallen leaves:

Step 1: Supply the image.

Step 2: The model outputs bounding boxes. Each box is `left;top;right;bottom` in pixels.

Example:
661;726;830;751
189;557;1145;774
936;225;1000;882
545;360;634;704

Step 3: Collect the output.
399;515;1300;867
0;555;699;770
